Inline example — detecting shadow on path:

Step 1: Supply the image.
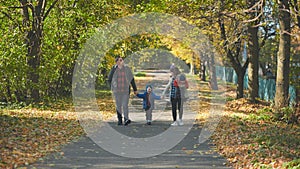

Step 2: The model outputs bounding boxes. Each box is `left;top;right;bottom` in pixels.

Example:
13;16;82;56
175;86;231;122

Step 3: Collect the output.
30;121;231;169
29;70;231;169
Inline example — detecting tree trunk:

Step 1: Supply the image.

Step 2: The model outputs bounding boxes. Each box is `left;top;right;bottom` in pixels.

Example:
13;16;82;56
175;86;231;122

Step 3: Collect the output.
247;0;260;102
21;0;46;102
236;70;245;99
209;54;218;90
275;0;291;109
189;61;194;75
27;30;42;102
5;77;12;102
248;26;259;102
200;61;206;81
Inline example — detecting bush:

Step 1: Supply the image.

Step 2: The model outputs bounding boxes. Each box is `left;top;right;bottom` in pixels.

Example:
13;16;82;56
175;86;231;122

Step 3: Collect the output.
135;72;146;77
246;107;273;121
274;106;298;124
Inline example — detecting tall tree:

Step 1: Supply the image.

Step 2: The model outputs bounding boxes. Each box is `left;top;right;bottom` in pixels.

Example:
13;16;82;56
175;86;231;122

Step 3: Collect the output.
216;0;249;99
188;0;250;97
20;0;58;102
1;0;133;102
218;17;249;98
274;0;291;109
246;0;262;102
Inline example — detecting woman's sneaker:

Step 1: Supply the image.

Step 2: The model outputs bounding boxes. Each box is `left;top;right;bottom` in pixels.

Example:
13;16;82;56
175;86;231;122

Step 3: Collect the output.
171;121;178;126
178;119;184;126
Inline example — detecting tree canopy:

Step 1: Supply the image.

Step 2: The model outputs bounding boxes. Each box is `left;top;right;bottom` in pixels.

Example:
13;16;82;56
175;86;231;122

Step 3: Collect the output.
0;0;299;108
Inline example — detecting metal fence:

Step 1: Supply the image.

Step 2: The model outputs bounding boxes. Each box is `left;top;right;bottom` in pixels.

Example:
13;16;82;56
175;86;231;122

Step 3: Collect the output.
215;66;297;105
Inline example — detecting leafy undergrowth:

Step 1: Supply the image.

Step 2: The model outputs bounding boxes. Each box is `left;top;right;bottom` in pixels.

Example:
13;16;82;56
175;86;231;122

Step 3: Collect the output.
0;95;117;168
1;80;299;169
0;77;155;168
0;108;84;168
211;98;300;169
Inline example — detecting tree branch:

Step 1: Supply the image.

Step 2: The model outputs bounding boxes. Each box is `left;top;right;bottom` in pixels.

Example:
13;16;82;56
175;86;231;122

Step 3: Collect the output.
36;0;46;17
19;0;30;29
0;11;23;31
3;5;24;9
243;0;264;24
242;11;263;24
242;57;249;70
260;26;276;47
291;0;300;28
218;18;241;68
44;0;59;21
243;0;263;13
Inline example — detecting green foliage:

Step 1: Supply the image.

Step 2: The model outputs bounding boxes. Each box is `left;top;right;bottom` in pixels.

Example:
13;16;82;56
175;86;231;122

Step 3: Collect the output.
226;97;235;101
135;72;146;77
105;34;173;71
0;7;27;102
280;106;294;120
0;1;131;103
283;159;300;169
290;54;300;94
95;90;112;98
134;0;168;13
259;37;278;72
274;106;298;124
0;0;298;107
249;106;300;125
238;107;274;122
248;113;273;121
251;125;300;159
0;102;27;109
249;107;274;121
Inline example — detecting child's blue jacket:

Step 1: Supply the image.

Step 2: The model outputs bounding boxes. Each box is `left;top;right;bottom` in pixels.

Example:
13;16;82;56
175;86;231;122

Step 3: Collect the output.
136;91;161;110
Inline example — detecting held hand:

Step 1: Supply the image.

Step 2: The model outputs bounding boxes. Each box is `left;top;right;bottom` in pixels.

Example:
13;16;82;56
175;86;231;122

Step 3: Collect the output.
134;91;138;95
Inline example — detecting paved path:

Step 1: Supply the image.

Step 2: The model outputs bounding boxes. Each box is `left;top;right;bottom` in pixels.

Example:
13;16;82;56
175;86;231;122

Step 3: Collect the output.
29;70;231;169
29;123;231;169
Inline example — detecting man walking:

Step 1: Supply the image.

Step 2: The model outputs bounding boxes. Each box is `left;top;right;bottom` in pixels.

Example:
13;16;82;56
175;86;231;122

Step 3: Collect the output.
108;57;137;126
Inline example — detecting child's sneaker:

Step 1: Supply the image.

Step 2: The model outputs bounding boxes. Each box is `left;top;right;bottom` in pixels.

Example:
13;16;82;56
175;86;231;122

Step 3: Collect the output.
178;119;184;126
171;121;178;126
147;120;152;125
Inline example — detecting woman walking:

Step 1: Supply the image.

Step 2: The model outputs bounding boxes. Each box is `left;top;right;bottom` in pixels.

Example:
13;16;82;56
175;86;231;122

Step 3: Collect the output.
163;67;187;126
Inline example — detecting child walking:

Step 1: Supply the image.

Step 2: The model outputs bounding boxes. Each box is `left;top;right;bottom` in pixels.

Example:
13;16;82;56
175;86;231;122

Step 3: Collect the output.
136;85;162;125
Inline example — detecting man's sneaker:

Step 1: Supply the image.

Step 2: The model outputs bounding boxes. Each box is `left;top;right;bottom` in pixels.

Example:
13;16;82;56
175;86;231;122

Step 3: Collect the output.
147;122;151;125
117;121;123;125
178;119;184;126
171;121;178;126
124;119;131;126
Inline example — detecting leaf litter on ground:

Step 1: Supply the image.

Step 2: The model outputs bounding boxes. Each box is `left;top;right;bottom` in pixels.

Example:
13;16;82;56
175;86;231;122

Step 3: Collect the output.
1;78;299;169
